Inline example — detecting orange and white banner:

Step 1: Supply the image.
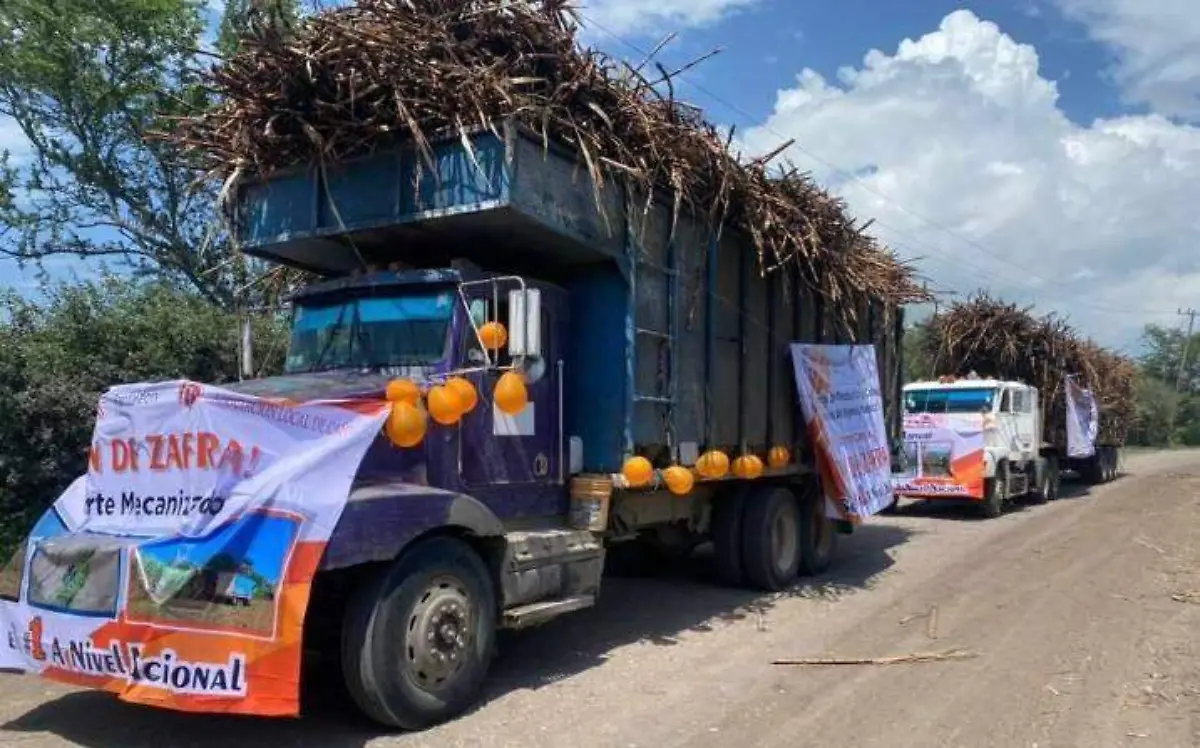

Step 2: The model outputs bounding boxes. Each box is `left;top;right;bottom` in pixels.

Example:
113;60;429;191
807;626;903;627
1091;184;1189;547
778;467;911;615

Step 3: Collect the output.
892;413;986;499
790;345;893;522
0;380;388;716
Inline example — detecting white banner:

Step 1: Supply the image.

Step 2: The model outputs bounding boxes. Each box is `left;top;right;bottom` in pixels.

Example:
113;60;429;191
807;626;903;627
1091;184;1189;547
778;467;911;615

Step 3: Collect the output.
0;380;388;716
1065;376;1099;458
790;344;893;521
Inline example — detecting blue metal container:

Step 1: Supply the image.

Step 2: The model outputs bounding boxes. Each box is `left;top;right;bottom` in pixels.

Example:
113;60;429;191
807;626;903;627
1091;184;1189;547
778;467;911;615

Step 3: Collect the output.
234;122;904;474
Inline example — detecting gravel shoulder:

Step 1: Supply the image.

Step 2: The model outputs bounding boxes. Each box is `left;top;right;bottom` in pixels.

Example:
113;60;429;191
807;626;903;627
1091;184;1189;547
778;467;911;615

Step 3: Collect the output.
2;449;1197;748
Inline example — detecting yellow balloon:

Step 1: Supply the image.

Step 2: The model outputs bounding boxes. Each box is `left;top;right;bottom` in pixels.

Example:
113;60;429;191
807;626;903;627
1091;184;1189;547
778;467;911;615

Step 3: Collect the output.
696;450;730;479
427;385;464;426
445;376;478;414
768;445;791;469
622;456;654;488
385;401;427;448
479;321;508;351
385;378;420;406
663;466;695;496
494;371;528;415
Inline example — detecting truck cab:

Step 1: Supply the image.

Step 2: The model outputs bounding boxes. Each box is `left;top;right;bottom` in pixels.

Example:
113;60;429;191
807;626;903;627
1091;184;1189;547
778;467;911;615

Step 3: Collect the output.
901;375;1059;517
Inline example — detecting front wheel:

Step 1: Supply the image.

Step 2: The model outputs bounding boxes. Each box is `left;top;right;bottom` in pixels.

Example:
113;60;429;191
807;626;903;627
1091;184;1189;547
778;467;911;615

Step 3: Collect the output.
342;536;497;730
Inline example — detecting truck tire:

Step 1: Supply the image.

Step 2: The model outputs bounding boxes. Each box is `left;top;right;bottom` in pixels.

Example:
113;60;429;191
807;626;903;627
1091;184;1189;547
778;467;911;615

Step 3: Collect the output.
341;536;496;730
710;489;746;586
797;488;838;577
1028;458;1050;505
740;486;802;591
1105;447;1119;482
980;462;1006;519
1081;456;1104;486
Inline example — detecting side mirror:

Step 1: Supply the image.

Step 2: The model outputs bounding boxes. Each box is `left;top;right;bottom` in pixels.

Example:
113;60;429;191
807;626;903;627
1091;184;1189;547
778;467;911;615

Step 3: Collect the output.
507;288;542;358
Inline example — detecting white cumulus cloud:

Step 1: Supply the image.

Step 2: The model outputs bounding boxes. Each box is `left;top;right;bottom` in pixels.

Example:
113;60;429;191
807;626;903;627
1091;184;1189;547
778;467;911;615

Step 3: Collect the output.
577;0;760;36
740;9;1200;350
1053;0;1200;121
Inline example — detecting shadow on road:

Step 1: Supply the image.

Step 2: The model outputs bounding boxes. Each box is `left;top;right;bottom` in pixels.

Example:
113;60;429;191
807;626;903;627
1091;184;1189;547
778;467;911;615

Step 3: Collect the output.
894;471;1115;522
1;523;912;747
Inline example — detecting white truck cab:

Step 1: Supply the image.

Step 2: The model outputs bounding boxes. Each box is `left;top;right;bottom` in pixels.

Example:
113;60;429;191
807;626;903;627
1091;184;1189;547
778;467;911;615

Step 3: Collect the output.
900;374;1059;518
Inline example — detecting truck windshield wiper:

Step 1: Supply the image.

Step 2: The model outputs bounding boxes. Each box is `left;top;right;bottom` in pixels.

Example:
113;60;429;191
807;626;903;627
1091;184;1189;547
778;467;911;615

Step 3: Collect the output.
310;303;350;372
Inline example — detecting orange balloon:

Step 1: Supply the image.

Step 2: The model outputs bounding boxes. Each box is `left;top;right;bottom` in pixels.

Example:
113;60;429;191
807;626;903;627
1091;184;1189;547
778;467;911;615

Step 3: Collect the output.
427;385;464;426
746;455;765;479
622;456;654;488
663;466;695;496
385;401;427;448
768;446;791;469
696;450;730;479
733;454;764;480
445;376;478;414
494;371;528;415
385;378;420;405
478;321;508;351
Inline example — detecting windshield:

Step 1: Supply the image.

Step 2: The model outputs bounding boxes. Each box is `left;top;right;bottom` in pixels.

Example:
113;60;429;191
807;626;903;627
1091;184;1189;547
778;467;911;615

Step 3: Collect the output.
285;291;455;373
905;387;997;414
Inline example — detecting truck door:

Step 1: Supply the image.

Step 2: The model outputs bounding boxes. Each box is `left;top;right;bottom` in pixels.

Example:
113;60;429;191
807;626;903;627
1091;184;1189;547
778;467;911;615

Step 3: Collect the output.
997;387;1021;456
1014;386;1036;453
457;291;563;516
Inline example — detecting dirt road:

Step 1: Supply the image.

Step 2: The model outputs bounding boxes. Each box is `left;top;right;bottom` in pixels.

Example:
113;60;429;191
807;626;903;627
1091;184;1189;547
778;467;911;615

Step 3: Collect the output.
2;449;1197;748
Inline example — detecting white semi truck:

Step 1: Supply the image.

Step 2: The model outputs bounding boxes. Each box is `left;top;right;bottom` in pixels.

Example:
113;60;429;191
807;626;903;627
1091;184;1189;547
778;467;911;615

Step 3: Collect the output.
894;375;1106;518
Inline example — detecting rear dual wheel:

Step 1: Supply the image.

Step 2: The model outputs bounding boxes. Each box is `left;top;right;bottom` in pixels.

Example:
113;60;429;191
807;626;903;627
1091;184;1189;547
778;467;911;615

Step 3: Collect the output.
1029;456;1060;505
711;482;838;591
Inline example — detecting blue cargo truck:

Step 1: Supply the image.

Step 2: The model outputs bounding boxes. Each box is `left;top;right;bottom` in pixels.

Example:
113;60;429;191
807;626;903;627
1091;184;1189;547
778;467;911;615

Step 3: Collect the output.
228;123;908;728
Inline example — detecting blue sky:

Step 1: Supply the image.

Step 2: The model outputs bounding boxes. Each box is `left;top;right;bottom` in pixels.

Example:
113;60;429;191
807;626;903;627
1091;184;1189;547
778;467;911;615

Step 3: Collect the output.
3;0;1199;353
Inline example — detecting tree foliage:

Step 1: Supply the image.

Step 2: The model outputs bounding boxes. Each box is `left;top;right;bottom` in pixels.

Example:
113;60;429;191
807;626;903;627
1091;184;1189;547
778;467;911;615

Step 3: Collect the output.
0;0;300;306
902;320;934;382
1130;323;1200;447
216;0;300;59
0;275;287;558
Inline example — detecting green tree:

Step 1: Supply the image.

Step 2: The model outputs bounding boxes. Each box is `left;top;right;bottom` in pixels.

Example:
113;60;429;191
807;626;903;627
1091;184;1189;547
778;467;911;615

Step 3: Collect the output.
0;275;287;558
0;0;299;306
216;0;300;58
1130;324;1200;446
1139;323;1200;395
903;320;934;382
1128;373;1179;447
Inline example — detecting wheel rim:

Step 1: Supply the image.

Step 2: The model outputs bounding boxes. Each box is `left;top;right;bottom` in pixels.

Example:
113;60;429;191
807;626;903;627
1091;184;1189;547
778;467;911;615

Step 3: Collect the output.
404;574;473;691
772;504;799;574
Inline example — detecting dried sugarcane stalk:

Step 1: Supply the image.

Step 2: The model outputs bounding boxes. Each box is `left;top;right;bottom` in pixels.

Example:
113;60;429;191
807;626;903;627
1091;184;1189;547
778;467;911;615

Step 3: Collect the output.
158;0;930;319
922;293;1136;445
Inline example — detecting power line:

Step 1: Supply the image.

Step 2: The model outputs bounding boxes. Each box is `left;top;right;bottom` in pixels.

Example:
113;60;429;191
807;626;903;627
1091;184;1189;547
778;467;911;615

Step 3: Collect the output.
576;12;1180;319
